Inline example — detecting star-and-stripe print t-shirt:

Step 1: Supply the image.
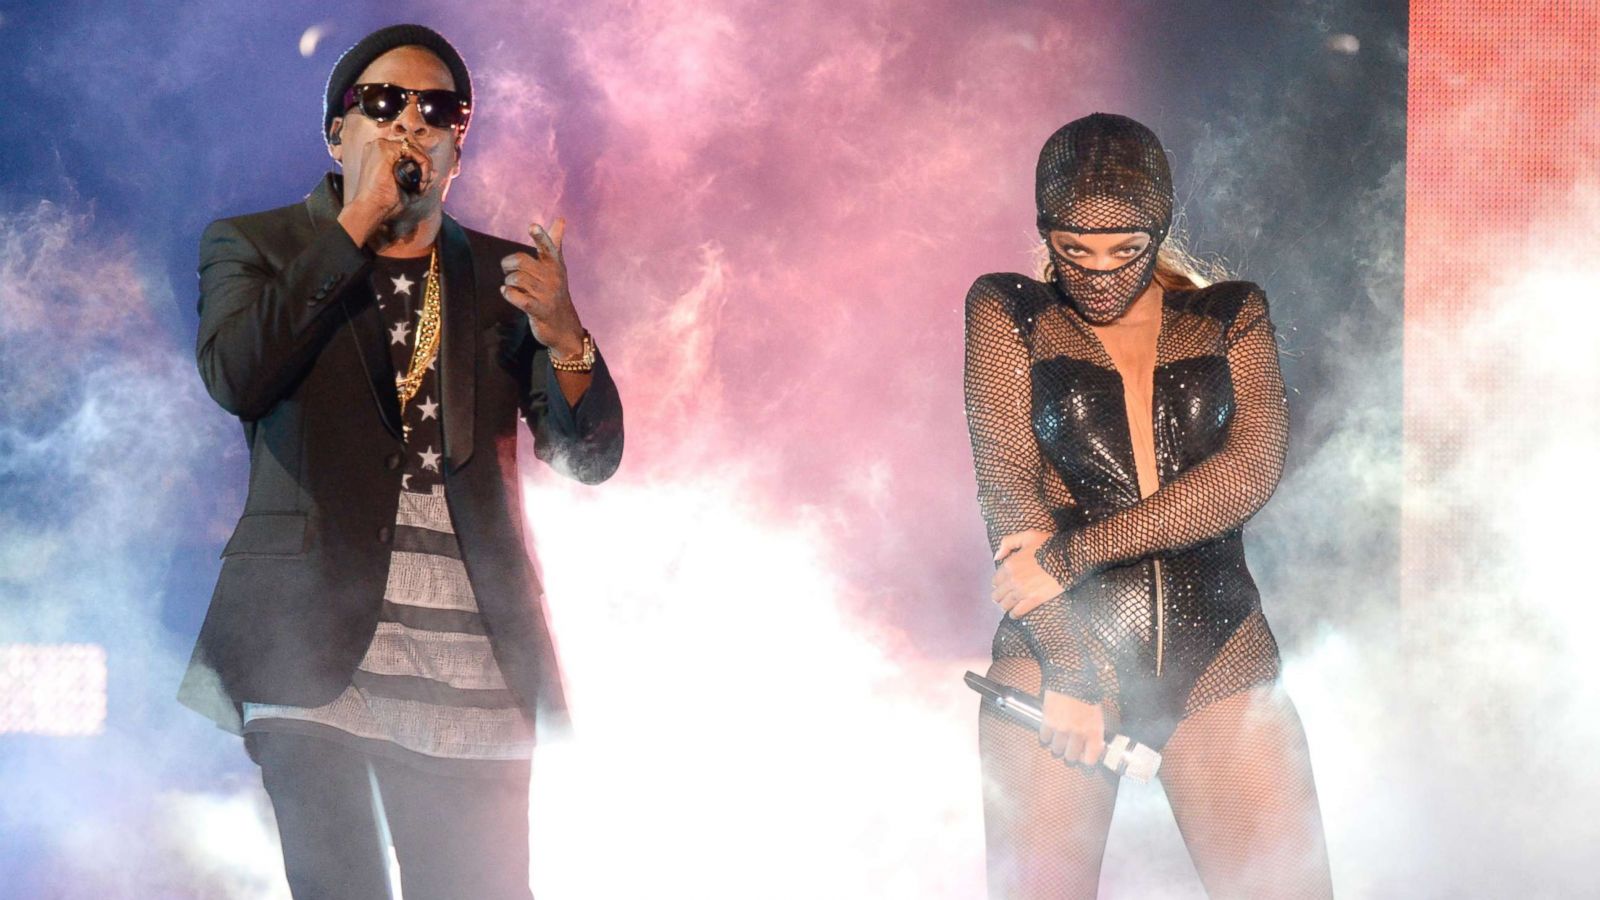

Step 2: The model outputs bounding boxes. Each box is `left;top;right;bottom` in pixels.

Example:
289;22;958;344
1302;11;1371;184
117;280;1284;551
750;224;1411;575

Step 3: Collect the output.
241;251;534;777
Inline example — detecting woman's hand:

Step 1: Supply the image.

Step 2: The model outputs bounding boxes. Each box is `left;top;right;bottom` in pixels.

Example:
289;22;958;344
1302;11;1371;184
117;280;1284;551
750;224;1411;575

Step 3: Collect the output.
992;529;1065;618
1040;690;1106;767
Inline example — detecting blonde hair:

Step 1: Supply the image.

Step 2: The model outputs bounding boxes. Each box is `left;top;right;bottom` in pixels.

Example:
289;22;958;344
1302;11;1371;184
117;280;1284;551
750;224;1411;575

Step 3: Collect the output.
1036;227;1226;292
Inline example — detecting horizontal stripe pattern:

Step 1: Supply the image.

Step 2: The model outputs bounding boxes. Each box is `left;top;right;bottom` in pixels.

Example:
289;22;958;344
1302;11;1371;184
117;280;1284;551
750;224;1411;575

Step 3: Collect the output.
243;719;529;780
245;483;533;767
382;551;476;611
357;621;507;690
379;600;487;635
396;487;453;533
246;687;531;760
393;524;461;559
352;671;519;708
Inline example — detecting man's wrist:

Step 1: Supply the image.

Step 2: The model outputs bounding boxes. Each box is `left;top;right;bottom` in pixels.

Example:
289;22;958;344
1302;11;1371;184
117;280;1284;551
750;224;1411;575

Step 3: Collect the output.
546;327;587;362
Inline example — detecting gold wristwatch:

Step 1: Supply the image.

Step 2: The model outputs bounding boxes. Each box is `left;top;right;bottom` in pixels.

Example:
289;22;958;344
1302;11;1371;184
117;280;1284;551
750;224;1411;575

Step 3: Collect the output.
550;330;596;373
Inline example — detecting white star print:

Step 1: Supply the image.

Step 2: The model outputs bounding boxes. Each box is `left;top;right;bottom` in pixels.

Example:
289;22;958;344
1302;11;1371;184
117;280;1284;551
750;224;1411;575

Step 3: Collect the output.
401;473;412;490
418;445;441;473
391;273;414;296
416;396;439;420
389;321;411;345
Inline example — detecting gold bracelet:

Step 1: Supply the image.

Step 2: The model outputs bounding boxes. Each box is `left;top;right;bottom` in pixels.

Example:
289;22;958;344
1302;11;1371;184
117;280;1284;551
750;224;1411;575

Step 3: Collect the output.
550;331;596;372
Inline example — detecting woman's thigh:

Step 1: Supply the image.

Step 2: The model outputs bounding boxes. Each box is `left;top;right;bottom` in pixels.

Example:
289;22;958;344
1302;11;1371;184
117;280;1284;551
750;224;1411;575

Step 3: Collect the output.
979;655;1120;900
1157;684;1333;899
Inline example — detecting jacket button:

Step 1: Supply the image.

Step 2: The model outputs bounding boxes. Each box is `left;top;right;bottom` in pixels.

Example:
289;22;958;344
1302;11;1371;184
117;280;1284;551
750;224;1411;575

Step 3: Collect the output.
377;525;392;544
385;452;402;470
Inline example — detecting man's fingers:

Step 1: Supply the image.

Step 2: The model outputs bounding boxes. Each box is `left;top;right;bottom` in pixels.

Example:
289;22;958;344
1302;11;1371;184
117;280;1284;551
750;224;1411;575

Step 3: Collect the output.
549;217;566;253
528;221;558;258
501;283;539;312
401;140;432;174
501;252;536;273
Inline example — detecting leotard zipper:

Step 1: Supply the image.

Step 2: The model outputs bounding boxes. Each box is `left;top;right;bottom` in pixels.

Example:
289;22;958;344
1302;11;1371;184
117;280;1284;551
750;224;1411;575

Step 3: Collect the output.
1153;557;1166;677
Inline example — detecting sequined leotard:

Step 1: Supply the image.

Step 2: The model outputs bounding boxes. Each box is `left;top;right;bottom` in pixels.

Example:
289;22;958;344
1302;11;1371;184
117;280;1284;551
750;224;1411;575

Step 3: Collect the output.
965;272;1288;752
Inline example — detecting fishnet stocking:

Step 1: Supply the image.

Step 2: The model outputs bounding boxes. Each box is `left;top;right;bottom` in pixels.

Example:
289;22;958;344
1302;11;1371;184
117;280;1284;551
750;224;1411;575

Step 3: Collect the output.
979;655;1120;900
1160;684;1334;898
979;615;1331;898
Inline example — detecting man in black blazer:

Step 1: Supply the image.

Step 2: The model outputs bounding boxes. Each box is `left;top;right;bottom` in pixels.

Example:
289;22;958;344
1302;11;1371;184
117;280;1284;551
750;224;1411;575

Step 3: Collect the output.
177;24;621;899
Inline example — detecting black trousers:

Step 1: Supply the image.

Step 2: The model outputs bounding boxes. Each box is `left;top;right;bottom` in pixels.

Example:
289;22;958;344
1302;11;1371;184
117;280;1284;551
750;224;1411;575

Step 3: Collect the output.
250;731;535;900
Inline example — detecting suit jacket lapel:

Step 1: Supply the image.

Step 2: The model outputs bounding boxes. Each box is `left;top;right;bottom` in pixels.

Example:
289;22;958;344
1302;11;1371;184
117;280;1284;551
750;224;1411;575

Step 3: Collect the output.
438;214;476;473
348;283;404;440
304;174;404;441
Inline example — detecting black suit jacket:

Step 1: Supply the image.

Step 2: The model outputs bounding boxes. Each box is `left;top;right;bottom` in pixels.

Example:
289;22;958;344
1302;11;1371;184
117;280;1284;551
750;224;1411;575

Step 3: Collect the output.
178;173;622;734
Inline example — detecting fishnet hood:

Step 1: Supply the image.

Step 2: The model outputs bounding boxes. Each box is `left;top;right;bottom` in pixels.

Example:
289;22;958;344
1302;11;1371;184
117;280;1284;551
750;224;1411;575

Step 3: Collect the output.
1035;113;1174;323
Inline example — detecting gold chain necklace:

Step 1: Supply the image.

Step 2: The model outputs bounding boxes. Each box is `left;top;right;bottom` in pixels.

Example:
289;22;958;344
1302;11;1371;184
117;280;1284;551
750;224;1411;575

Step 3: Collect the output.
394;247;442;441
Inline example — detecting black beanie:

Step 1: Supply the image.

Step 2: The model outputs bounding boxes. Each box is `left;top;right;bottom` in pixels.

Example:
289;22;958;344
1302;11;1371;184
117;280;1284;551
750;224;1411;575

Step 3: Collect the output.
322;24;472;142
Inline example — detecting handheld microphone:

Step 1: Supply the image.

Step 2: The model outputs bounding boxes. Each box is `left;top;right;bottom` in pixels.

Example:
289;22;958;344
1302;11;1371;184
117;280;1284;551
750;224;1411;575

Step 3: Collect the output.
395;158;422;194
964;671;1161;783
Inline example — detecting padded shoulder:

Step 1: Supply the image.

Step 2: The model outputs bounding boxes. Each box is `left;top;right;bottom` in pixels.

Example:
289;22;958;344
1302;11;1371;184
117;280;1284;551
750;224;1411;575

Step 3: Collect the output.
1177;279;1267;327
205;199;316;248
966;272;1058;335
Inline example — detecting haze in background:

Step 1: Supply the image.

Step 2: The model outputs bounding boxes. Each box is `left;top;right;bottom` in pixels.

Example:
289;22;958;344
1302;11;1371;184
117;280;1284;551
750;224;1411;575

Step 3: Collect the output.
4;1;1534;897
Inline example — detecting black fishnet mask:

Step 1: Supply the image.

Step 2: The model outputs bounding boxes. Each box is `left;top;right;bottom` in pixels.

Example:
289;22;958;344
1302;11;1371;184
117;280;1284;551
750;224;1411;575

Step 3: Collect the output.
1036;113;1174;323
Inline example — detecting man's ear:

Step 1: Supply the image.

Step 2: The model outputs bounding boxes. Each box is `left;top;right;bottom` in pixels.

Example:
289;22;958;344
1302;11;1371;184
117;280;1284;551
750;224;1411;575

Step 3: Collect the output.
449;138;463;180
327;117;345;163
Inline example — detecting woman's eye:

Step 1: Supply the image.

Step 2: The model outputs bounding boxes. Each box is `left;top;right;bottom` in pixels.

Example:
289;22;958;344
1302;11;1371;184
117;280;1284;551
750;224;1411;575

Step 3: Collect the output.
1116;245;1143;257
1060;245;1088;256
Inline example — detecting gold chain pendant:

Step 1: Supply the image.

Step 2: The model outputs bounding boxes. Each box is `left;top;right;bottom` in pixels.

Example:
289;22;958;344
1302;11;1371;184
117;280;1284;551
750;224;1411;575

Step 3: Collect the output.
395;247;442;442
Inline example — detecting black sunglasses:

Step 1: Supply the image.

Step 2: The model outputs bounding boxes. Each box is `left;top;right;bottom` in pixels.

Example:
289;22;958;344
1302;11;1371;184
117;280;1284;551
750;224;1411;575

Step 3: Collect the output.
341;83;471;131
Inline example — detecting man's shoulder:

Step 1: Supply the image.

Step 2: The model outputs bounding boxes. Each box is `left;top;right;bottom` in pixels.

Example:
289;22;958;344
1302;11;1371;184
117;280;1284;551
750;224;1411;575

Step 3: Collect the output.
203;175;339;247
202;197;315;248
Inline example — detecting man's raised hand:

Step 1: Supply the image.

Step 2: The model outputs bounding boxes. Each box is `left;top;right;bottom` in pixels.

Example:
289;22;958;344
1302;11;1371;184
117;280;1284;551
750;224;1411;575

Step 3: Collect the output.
500;217;584;358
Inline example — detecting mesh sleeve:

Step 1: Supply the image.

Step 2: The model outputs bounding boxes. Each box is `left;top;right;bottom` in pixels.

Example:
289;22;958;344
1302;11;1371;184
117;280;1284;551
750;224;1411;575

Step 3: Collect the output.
964;277;1100;702
1039;285;1289;583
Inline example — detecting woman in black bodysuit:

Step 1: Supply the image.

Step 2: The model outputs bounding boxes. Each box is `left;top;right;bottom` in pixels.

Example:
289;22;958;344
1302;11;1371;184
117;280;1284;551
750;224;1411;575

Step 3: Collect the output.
964;113;1334;897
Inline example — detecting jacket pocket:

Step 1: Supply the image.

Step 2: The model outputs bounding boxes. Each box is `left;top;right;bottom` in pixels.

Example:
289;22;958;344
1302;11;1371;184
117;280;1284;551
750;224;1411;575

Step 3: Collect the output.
220;512;309;558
